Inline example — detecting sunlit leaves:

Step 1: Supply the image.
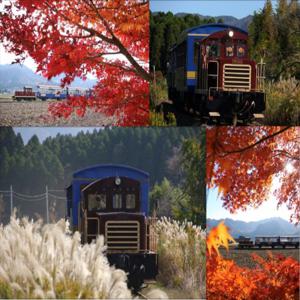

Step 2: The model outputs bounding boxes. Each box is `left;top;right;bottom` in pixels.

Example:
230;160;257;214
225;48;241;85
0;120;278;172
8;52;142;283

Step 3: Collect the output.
207;126;300;224
207;221;235;256
207;222;300;299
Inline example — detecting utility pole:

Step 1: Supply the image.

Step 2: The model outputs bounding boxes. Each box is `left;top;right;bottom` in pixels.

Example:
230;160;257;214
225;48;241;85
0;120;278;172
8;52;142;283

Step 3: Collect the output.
46;185;49;223
10;185;13;216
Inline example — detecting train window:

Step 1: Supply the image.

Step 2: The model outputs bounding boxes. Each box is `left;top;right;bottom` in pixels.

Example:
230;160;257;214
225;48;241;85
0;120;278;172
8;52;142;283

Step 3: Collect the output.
113;194;122;209
208;44;220;57
226;45;234;57
88;194;106;211
126;194;136;209
237;45;246;57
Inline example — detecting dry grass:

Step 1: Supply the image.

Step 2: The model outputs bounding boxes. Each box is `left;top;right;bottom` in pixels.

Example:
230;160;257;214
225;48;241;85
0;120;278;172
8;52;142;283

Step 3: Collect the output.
0;214;169;299
0;101;115;126
264;77;300;125
0;215;131;299
154;218;206;299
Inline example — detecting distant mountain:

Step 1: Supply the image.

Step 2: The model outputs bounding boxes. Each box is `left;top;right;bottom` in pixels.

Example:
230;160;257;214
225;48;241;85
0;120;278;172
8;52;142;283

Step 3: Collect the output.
207;217;300;239
153;12;253;32
0;64;96;91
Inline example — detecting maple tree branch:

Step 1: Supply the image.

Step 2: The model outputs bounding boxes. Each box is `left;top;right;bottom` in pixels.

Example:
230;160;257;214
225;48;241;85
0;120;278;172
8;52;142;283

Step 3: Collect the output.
272;149;300;161
87;51;122;57
87;56;139;75
45;0;150;81
84;0;150;81
218;126;292;157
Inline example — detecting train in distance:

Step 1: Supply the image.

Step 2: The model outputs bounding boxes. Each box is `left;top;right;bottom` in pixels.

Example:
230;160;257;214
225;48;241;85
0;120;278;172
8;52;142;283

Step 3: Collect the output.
13;85;91;101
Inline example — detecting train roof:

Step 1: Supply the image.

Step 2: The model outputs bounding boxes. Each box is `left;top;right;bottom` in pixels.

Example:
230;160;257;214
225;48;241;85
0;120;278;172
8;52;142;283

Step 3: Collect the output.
37;84;88;90
72;164;149;181
255;235;300;238
174;23;248;47
37;84;63;89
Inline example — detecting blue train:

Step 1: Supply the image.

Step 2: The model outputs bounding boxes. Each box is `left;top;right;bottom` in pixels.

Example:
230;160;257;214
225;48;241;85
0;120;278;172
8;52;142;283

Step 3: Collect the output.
167;23;266;124
66;164;158;292
13;85;91;101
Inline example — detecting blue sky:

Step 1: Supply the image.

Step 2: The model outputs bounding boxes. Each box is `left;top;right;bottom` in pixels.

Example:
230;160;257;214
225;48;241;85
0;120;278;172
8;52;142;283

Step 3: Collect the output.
207;187;291;222
14;127;101;144
150;0;276;19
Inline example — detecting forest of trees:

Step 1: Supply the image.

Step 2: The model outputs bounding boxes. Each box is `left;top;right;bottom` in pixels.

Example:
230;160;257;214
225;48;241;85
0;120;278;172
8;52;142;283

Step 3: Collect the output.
150;12;219;74
0;127;205;226
248;0;300;80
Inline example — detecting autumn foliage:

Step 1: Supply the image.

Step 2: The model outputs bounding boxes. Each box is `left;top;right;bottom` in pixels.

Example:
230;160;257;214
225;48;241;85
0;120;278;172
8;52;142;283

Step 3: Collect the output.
0;0;149;125
207;126;300;224
207;222;300;300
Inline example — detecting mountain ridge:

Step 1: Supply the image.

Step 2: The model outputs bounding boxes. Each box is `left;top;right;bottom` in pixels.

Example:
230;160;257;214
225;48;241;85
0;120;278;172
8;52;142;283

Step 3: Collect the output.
152;12;253;32
207;217;300;239
0;64;96;91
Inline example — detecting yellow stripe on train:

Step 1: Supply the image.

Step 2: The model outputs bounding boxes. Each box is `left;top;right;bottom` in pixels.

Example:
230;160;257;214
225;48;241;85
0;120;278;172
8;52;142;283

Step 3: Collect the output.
187;71;196;79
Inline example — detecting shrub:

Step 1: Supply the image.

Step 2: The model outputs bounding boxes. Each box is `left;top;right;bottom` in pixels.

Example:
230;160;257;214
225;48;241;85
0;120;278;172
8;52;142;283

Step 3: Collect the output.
150;111;177;126
150;72;169;107
154;218;206;298
264;77;300;125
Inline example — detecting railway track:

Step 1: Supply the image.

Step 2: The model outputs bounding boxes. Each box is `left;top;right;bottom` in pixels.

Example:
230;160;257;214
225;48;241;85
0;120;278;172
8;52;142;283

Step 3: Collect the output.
236;246;299;250
160;101;264;126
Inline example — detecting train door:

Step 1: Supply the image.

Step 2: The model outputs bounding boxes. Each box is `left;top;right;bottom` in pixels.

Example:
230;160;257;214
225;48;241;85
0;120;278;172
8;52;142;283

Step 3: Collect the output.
207;61;219;98
198;45;208;92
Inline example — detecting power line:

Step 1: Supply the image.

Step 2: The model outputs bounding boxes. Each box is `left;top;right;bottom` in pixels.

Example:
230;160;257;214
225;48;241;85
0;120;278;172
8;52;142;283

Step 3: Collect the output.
13;194;45;202
3;186;67;221
13;191;46;198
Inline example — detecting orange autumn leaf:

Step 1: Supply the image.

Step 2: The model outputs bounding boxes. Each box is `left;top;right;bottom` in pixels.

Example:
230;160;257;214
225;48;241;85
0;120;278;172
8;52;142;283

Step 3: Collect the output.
206;126;300;224
207;221;235;256
206;222;300;299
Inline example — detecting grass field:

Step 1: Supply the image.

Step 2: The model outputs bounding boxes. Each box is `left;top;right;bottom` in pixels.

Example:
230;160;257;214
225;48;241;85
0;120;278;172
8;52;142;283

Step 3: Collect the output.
220;248;300;268
0;99;115;126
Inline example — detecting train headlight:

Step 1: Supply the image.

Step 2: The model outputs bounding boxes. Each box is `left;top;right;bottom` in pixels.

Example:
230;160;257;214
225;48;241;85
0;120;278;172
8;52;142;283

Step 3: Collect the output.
115;177;121;185
229;30;234;38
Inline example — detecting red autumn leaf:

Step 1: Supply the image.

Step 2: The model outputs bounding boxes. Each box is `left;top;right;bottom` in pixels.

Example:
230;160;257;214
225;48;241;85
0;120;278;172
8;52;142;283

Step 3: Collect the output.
0;0;150;126
207;222;300;299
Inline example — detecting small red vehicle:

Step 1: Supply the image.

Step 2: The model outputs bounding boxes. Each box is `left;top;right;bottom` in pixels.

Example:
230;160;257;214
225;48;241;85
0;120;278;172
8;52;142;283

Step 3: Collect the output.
13;86;36;101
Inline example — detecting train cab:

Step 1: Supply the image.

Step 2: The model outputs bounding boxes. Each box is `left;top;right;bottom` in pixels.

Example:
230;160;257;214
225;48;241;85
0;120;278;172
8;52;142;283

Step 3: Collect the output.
167;23;266;123
66;164;158;291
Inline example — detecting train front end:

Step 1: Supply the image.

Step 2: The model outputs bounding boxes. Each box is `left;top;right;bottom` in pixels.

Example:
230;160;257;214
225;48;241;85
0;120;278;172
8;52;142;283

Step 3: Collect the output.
196;28;266;123
66;165;158;293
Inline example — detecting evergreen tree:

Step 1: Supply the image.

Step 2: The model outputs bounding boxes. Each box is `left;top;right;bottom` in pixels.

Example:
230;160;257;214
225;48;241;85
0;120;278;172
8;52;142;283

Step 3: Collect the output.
249;0;300;79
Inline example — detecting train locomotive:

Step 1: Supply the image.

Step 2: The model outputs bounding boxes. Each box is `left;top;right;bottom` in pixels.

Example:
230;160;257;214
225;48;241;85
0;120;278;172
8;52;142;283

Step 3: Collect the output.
66;164;158;292
167;23;266;124
13;85;90;101
237;235;300;249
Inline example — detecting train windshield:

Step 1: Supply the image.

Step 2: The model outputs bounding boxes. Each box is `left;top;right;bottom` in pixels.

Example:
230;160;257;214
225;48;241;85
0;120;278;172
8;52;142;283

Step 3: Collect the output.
207;43;220;57
237;44;246;57
225;44;234;57
113;194;122;208
88;194;106;211
126;194;136;209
